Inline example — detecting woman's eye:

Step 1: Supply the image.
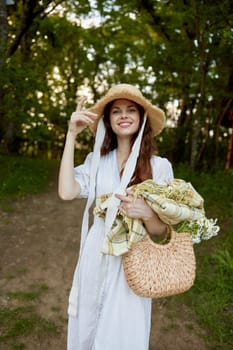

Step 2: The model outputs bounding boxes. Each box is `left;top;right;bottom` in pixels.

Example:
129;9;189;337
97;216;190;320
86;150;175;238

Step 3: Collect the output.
128;108;136;113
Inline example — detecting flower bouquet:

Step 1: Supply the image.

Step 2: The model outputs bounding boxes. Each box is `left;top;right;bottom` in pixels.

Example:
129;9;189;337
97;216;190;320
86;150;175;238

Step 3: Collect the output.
176;217;220;244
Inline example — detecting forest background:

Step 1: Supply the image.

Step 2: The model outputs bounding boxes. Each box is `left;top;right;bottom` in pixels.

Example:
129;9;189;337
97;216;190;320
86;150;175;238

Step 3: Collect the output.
0;1;233;349
0;0;233;170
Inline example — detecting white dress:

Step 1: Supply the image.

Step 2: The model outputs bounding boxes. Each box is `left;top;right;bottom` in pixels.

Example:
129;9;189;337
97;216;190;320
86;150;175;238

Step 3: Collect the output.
67;149;174;350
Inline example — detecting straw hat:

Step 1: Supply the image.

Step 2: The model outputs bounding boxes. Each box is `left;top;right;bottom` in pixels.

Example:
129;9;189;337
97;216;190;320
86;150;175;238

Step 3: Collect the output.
89;83;166;136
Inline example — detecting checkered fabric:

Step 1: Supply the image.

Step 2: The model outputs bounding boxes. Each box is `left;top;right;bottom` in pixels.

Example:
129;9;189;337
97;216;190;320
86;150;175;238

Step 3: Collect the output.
94;179;205;256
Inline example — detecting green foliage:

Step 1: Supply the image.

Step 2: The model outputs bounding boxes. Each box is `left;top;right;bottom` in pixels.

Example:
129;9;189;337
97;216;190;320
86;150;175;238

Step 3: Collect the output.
213;249;233;271
0;155;57;203
172;164;233;349
188;246;233;348
174;165;233;216
1;0;233;168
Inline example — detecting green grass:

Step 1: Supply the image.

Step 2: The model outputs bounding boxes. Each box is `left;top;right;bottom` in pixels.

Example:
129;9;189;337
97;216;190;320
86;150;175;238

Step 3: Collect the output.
7;283;49;302
0;283;57;349
174;164;233;217
0;156;232;348
172;164;233;349
0;306;58;348
185;245;233;349
0;154;58;204
0;155;59;348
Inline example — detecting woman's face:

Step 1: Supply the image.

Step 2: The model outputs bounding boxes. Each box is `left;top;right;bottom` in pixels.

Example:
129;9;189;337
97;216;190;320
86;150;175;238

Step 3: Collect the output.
109;99;140;138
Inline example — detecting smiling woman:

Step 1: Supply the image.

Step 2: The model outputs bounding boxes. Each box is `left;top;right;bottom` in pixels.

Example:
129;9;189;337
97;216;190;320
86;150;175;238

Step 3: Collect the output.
58;83;174;350
109;99;140;137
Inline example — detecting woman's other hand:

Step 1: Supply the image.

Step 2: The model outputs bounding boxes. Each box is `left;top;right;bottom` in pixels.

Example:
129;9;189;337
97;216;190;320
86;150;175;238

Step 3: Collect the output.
115;189;167;236
115;190;154;222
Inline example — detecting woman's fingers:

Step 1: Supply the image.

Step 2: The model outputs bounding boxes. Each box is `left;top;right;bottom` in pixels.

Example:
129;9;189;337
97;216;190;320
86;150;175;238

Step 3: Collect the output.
115;193;132;203
68;97;98;134
70;111;95;125
126;189;134;196
116;192;149;219
76;96;87;111
116;193;133;216
76;97;98;119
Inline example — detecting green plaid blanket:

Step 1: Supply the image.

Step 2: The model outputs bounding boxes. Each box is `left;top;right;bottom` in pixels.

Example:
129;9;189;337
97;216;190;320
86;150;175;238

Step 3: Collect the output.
94;179;205;256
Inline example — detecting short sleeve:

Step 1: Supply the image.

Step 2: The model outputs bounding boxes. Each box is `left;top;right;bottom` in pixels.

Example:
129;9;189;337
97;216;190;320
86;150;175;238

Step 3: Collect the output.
151;156;174;185
74;152;93;198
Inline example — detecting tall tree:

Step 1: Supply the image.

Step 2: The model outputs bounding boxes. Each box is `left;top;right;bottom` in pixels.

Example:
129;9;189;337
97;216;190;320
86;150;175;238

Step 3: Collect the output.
0;0;68;152
1;0;232;169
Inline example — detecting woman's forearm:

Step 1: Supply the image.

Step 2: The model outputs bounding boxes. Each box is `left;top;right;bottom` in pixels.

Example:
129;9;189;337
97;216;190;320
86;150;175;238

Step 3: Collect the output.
58;97;98;201
58;131;81;200
116;191;168;237
142;211;167;237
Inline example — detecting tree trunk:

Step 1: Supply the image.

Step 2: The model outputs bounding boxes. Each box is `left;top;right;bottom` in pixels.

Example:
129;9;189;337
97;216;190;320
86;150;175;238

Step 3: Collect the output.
214;69;233;167
190;66;207;170
190;12;209;171
0;0;8;66
0;0;8;146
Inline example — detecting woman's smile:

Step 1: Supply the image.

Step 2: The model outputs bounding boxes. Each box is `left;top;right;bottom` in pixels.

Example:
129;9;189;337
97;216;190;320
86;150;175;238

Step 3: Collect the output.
110;99;140;136
118;119;133;128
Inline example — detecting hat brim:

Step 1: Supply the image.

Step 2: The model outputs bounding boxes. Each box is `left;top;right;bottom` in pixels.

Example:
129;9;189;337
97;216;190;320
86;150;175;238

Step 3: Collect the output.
89;89;165;136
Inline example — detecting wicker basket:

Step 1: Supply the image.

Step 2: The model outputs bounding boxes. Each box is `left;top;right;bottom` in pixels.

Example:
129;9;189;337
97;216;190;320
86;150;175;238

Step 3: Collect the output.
122;229;196;298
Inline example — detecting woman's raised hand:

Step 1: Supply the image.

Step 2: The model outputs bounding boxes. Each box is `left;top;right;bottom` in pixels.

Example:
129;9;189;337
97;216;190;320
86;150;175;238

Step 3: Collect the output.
68;96;98;136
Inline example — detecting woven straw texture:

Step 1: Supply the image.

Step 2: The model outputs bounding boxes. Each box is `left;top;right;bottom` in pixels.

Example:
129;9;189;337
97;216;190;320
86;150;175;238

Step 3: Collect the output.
89;84;165;136
122;229;196;298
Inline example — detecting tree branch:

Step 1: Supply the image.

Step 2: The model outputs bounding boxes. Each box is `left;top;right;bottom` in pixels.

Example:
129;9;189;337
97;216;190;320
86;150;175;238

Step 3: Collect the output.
138;0;171;41
7;0;66;57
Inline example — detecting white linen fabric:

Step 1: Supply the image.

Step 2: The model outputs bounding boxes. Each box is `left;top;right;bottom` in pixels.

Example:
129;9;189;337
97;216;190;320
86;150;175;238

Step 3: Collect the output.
67;150;174;350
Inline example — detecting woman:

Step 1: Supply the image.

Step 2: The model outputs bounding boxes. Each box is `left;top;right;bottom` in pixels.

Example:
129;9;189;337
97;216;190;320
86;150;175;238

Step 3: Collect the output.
58;84;174;350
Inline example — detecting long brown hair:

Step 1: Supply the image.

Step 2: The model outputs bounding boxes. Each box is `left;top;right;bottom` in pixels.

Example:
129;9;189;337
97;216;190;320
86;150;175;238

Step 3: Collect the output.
101;100;155;185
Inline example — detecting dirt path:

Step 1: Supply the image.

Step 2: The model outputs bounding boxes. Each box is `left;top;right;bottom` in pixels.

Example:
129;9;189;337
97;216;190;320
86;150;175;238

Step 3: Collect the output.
0;180;208;349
